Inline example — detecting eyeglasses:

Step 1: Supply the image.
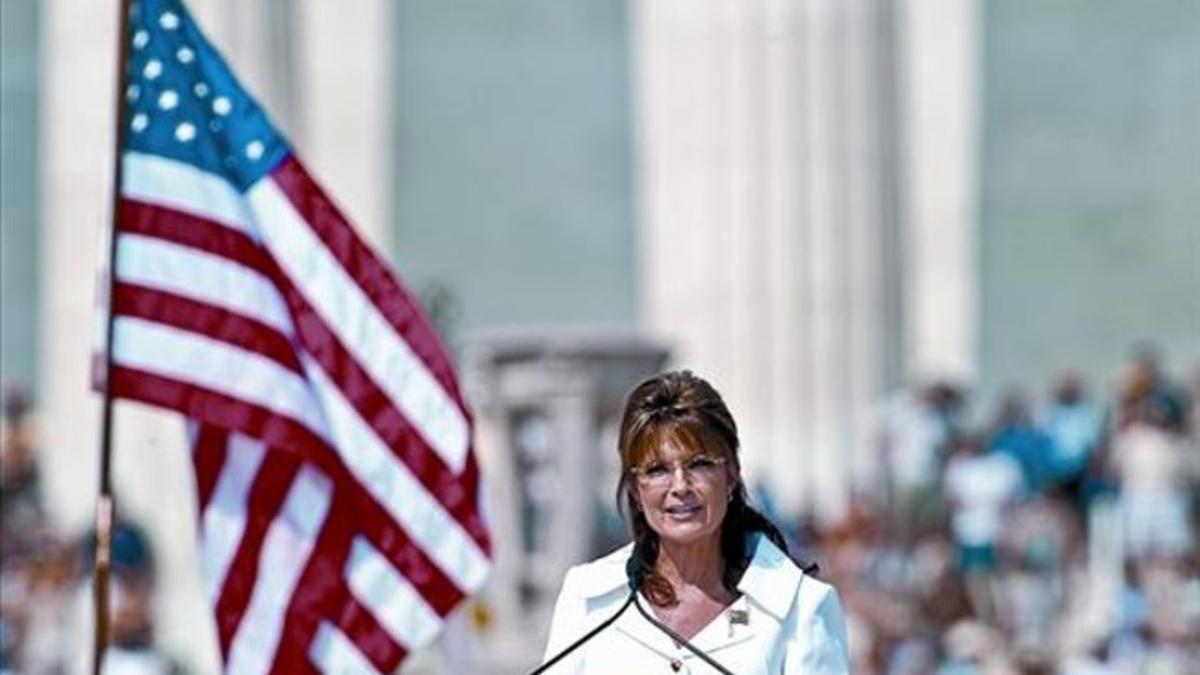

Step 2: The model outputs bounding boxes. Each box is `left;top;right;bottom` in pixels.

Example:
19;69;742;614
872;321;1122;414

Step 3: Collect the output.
630;455;728;489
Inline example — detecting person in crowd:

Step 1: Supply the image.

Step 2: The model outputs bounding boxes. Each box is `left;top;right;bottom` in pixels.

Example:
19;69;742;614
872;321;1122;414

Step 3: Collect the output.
1038;373;1103;507
0;387;77;675
942;433;1024;620
879;383;964;539
989;394;1054;494
1109;403;1195;558
75;518;186;675
1;387;43;566
542;370;850;673
993;486;1082;658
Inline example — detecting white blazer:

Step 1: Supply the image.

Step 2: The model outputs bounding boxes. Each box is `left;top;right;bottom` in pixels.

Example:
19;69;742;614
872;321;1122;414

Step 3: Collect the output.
540;534;850;674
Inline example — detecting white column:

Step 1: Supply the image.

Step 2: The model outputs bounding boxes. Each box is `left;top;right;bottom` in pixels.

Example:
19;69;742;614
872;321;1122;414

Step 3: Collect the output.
719;0;774;485
898;0;980;383
38;2;323;671
633;0;726;376
633;0;893;521
842;0;888;502
296;0;392;253
41;0;396;669
762;0;809;514
40;0;111;537
203;0;303;139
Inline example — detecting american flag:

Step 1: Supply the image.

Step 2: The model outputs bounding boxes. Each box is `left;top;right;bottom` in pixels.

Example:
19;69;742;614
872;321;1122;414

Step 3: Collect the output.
99;0;492;671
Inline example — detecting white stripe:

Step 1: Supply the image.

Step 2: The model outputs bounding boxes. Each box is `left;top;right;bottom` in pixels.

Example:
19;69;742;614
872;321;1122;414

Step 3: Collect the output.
122;151;256;237
346;536;442;650
116;232;294;336
112;317;326;437
119;153;470;473
309;622;383;675
247;179;470;472
303;358;490;592
198;433;267;603
226;465;333;675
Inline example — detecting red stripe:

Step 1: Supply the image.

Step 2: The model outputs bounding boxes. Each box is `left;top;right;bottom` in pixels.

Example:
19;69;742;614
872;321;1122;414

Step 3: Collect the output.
116;197;491;552
114;282;302;374
271;274;490;550
351;498;465;617
334;595;408;672
266;488;353;675
110;365;470;613
213;450;301;657
192;425;230;513
270;157;469;413
119;198;275;279
110;365;326;467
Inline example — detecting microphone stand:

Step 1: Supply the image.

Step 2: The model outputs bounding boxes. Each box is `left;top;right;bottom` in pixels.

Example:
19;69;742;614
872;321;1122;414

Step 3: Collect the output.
631;594;735;675
529;593;636;675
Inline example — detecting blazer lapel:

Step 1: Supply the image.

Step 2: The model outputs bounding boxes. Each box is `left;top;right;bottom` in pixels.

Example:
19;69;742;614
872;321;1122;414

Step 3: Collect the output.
736;533;803;622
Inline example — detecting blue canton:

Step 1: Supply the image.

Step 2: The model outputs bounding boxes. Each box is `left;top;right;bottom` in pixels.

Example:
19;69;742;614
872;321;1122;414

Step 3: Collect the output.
124;0;290;191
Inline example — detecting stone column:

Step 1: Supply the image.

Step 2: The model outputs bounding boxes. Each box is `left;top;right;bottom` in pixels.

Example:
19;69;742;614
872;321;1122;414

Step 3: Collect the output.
632;0;898;521
40;0;218;670
295;0;392;252
38;1;329;670
897;0;980;383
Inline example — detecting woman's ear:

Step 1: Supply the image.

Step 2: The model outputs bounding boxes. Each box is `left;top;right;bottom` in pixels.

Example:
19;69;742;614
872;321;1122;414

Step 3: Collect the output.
724;464;739;487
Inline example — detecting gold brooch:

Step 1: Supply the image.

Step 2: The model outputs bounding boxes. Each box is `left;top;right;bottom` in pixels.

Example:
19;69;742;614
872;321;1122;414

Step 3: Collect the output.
728;609;749;626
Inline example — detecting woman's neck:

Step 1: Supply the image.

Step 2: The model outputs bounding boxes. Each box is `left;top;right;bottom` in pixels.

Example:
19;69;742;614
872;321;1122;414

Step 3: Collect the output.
655;535;725;594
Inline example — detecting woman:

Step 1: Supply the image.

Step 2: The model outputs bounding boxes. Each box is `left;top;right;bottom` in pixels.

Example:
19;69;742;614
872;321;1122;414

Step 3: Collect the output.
542;370;850;674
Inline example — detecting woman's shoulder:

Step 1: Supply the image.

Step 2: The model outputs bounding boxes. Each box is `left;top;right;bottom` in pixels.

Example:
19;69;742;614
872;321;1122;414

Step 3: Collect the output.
740;533;838;621
558;542;636;600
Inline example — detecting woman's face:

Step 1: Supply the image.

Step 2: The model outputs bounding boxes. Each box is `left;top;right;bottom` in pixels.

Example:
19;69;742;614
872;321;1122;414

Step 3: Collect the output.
633;436;734;548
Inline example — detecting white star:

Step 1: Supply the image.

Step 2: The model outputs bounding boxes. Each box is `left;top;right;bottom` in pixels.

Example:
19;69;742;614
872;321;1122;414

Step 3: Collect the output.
158;90;179;110
130;113;149;133
160;12;180;30
212;97;232;116
193;82;209;98
143;59;162;80
132;30;149;50
175;122;197;142
126;84;140;102
176;47;195;64
245;140;265;161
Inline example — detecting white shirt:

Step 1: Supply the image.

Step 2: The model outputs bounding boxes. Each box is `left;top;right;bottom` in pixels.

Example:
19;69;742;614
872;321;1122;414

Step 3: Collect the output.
540;534;851;674
943;452;1024;546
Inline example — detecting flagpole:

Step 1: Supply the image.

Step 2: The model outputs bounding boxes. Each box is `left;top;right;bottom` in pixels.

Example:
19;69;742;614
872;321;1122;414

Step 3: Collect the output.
94;0;133;672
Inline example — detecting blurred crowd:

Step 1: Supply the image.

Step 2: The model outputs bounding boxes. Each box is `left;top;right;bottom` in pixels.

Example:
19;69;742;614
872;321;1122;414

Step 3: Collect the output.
0;389;183;674
801;348;1200;675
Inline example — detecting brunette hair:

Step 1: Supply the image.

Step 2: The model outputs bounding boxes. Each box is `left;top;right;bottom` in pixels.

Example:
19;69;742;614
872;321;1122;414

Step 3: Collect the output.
616;370;794;607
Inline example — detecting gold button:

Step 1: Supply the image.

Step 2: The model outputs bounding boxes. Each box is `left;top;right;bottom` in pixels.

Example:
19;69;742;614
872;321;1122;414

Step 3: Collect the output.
670;658;683;672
